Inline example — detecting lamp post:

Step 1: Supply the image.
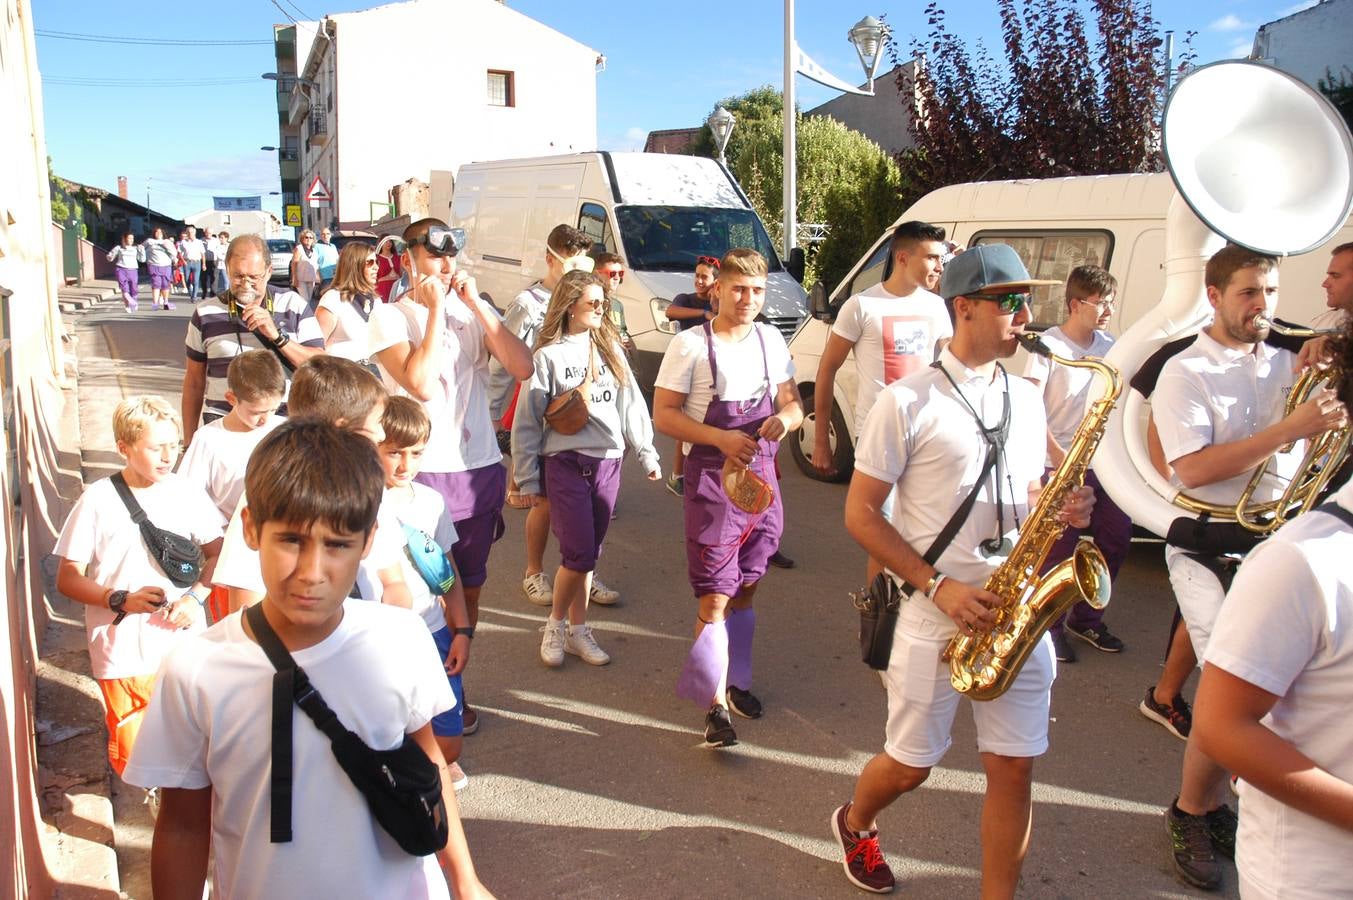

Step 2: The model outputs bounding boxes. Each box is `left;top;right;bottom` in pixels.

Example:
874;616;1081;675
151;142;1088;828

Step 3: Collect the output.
783;6;887;258
708;106;736;164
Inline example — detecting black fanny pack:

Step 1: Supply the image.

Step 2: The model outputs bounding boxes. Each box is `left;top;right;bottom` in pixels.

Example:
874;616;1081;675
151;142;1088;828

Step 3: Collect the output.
244;604;449;857
111;473;203;588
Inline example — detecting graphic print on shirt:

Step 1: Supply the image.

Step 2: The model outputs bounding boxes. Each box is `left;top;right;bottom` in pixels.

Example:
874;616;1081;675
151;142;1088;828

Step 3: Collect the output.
882;315;937;384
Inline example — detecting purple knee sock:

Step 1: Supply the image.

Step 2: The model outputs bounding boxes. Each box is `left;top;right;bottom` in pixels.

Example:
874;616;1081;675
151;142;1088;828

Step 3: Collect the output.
676;620;728;707
726;608;755;690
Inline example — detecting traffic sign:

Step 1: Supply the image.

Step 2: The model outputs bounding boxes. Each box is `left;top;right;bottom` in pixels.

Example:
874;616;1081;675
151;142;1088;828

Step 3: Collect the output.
305;176;331;203
285;204;302;227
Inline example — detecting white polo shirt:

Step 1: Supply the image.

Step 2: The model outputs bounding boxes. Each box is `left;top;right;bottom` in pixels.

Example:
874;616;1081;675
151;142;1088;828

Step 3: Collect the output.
367;295;503;474
853;348;1047;626
1206;478;1353;899
1023;325;1115;464
1153;330;1301;507
831;283;951;432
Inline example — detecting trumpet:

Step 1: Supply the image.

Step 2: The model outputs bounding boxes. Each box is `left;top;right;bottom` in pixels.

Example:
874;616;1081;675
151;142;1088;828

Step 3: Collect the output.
1253;315;1343;338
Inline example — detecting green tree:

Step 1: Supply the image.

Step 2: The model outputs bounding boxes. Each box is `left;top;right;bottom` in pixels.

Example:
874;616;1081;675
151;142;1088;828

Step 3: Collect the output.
693;87;907;292
1319;67;1353;135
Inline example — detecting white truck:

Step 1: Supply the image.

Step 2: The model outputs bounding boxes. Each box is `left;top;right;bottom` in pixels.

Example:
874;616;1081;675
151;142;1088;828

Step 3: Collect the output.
451;151;809;389
787;172;1352;480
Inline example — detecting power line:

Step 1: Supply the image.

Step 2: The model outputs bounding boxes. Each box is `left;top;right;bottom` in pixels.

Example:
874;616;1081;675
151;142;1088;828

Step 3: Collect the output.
35;29;272;47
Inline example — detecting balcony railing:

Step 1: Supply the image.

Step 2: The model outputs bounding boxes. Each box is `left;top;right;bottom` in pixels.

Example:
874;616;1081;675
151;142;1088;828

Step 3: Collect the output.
309;110;328;145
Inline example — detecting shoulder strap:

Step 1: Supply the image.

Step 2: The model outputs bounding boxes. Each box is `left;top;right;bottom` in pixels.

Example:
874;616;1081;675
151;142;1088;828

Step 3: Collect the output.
1317;500;1353;530
110;473;149;524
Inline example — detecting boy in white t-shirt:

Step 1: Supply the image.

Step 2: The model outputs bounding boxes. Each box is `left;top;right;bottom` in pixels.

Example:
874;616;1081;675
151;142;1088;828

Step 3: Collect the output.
214;356;414;613
379;396;475;784
1022;265;1130;663
54;396;225;776
123;420;489;899
811;220;952;584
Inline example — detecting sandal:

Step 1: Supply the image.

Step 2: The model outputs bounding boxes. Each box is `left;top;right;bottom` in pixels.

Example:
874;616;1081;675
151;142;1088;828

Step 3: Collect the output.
506;490;531;510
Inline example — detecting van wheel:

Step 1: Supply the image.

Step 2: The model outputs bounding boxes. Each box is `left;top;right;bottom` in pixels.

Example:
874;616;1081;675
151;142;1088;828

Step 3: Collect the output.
790;389;852;483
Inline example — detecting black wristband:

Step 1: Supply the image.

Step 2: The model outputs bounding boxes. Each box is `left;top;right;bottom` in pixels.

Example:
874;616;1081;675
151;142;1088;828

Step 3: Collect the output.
272;332;291;350
452;627;475;640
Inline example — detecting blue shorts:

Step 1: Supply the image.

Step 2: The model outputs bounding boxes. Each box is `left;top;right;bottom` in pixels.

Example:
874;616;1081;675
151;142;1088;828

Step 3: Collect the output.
429;626;465;737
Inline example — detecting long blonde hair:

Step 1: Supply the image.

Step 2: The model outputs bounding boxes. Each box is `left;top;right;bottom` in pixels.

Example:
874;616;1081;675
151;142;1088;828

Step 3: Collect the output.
535;270;627;386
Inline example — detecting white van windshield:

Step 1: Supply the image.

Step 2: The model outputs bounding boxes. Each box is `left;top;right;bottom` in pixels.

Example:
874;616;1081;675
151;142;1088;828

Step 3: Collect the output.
615;206;782;272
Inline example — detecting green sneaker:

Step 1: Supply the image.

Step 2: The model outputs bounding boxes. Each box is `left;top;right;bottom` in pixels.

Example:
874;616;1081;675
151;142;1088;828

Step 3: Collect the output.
1165;803;1222;891
1205;803;1238;860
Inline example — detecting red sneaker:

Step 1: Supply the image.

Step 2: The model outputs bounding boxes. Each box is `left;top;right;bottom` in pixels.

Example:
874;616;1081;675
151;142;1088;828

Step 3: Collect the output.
830;803;895;893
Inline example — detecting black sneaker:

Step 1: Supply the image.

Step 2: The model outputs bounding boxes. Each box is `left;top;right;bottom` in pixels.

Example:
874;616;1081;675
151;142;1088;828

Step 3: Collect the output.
1067;623;1125;652
1166;803;1222;891
768;550;796;569
830;803;895;893
726;685;763;719
1138;686;1191;740
703;704;737;747
1051;630;1077;662
1205;804;1237;860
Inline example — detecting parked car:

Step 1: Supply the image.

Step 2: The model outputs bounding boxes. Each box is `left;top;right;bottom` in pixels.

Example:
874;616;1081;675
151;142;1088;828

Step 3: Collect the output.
267;238;295;284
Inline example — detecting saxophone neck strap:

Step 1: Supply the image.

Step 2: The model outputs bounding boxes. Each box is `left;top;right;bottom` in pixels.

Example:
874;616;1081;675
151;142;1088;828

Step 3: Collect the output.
897;445;998;597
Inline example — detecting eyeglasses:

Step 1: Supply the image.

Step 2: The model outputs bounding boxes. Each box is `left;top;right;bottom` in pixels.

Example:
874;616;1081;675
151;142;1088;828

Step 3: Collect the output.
407;225;465;258
600;267;625;283
230;271;269;285
696;255;721;269
970;291;1031;314
1078;296;1115;312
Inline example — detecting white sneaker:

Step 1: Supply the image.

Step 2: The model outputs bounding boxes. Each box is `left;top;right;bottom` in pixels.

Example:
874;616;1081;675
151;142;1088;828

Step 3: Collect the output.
564;624;611;666
447;761;469;791
540;620;566;667
589;577;620;606
522;571;553;606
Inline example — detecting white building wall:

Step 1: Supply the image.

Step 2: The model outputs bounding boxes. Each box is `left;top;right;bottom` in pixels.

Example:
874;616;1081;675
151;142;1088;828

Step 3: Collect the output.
299;0;598;232
1252;0;1352;90
184;209;283;237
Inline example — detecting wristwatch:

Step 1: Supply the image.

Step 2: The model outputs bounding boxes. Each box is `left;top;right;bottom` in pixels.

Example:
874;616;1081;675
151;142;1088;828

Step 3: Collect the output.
271;332;291;350
183;589;205;606
452;627;475;640
108;590;129;625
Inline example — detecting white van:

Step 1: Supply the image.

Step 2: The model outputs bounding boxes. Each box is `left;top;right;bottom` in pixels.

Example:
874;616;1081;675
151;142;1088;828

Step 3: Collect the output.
788;172;1351;480
451;151;809;388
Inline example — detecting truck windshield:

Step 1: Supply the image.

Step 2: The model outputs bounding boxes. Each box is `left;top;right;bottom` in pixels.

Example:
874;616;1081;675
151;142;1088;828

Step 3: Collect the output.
615;206;782;272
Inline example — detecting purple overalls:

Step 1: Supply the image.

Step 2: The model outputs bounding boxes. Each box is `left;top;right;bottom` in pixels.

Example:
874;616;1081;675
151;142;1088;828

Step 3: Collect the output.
676;323;784;707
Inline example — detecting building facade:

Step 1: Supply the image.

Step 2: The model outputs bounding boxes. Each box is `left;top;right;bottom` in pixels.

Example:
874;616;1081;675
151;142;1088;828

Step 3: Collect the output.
271;0;601;233
184;209;283;238
1252;0;1352;92
804;61;919;159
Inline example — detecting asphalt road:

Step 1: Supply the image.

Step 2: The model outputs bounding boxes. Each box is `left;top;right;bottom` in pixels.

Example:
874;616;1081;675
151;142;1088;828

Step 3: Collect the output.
70;298;1231;899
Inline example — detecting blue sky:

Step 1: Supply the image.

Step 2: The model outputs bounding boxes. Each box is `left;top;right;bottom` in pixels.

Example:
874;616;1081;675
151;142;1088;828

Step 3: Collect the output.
33;0;1318;225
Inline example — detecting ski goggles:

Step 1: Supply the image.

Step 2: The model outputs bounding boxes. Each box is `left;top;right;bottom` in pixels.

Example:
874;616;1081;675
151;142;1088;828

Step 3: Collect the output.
406;225;465;258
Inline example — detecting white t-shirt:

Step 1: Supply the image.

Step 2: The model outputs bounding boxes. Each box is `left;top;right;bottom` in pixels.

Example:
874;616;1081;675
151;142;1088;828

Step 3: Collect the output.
831;283;951;432
214;493;404;602
178;416;285;519
1022;325;1115;463
1154;330;1301;507
316;289;376;362
1205;479;1353;900
122;601;453;900
179;238;206;262
853;348;1047;627
54;475;225;679
368;296;502;473
383;483;459;632
654;322;794;423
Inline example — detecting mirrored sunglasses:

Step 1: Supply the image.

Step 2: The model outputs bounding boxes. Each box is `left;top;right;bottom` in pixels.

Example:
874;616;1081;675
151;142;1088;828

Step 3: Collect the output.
971;291;1030;314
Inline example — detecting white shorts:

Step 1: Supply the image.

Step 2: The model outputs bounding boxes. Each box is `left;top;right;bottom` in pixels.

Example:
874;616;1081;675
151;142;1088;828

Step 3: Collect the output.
1164;545;1228;663
882;598;1056;768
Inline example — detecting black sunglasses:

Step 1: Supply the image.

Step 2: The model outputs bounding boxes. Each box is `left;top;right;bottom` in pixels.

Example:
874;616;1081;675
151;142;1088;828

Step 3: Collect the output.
407;225;465;258
970;291;1031;314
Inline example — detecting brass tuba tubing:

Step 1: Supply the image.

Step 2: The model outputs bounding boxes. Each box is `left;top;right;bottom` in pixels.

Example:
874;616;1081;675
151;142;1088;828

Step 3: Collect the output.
1252;314;1343;338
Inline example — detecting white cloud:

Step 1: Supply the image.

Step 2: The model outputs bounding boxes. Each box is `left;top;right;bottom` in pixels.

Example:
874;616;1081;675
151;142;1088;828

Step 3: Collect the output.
1228;39;1255;58
624;127;648;146
1278;0;1318;15
1209;14;1252;31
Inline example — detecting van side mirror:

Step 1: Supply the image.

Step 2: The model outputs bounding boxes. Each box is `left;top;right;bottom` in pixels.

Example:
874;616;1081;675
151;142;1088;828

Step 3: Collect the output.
809;281;829;319
787;247;806;284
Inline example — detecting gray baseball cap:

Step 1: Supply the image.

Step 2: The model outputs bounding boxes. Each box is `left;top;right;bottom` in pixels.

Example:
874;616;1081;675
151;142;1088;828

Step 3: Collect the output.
938;244;1059;301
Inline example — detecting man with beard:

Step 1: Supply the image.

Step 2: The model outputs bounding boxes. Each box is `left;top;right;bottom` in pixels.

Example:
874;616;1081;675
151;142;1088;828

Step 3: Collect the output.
1150;244;1348;892
181;234;324;444
811;220;952;583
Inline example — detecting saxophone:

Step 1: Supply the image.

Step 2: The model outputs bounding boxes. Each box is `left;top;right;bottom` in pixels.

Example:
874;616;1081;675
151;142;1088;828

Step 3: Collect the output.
944;333;1123;701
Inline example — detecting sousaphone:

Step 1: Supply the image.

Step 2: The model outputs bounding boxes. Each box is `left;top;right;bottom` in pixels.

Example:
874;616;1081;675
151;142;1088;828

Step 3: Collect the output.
1095;60;1353;547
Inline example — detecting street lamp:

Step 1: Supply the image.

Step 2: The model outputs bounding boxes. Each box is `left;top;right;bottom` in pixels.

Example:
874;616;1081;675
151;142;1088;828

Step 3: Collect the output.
708;106;736;164
783;6;887;259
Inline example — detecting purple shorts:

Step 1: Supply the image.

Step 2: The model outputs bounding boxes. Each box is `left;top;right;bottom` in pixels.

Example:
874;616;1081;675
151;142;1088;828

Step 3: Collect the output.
541;451;621;572
115;267;138;297
416;464;506;588
147;265;172;290
682;457;783;598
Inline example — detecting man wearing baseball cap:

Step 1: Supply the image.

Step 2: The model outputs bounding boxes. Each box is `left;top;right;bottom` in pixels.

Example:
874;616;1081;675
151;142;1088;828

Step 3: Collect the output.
828;244;1091;896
